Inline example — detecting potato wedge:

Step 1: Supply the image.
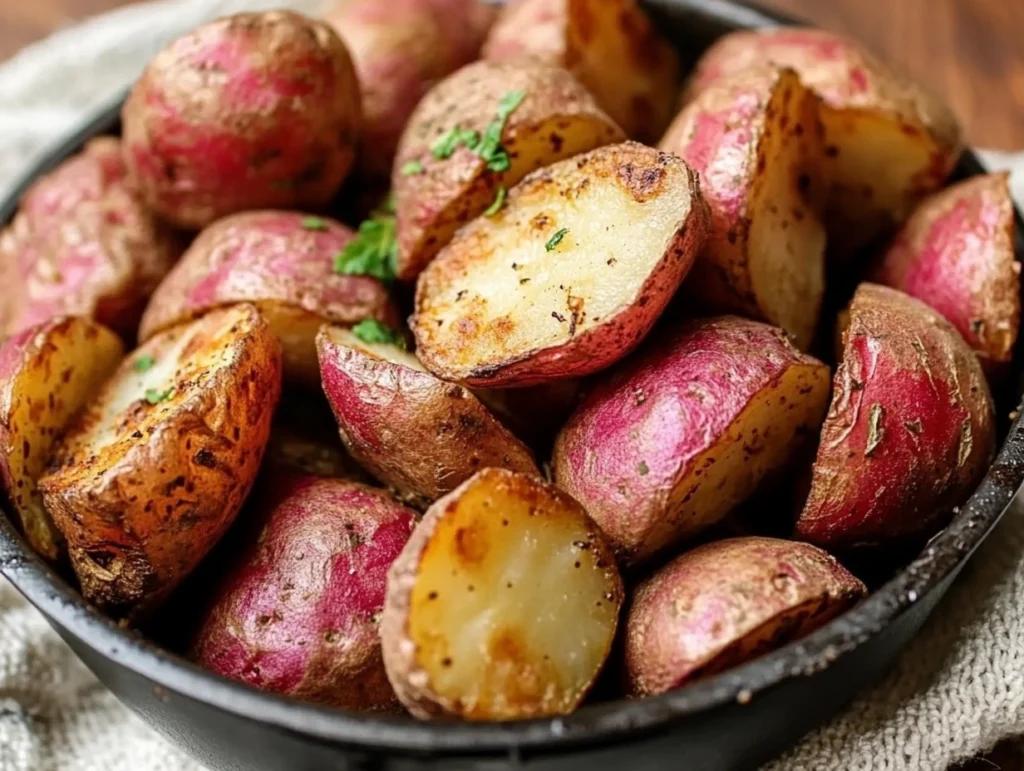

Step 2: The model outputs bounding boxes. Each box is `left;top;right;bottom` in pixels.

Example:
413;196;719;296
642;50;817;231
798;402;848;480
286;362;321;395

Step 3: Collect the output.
482;0;679;143
660;66;826;350
0;317;123;561
317;325;539;508
871;172;1020;368
412;141;710;387
139;211;398;386
795;284;995;548
553;316;831;566
381;468;623;720
392;58;625;281
625;537;865;696
684;28;963;256
39;304;283;615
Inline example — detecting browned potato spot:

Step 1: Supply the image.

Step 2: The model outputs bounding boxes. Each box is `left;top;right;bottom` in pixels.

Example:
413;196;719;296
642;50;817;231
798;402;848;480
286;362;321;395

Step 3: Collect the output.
413;141;710;387
381;468;623;720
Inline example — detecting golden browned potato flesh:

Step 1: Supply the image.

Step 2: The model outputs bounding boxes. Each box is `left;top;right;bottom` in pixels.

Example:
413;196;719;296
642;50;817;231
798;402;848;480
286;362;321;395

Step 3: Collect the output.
412;141;710;387
381;468;623;720
392;58;625;280
39;305;283;616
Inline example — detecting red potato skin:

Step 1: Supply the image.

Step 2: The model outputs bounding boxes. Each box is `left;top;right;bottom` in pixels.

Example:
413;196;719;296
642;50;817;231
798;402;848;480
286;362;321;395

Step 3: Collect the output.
122;11;362;229
625;537;865;696
324;0;496;182
0;138;180;338
192;474;415;710
871;173;1020;367
796;284;996;548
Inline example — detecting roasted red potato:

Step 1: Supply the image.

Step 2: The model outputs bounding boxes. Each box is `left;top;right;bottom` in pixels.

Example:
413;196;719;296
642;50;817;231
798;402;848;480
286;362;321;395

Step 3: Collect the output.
871;172;1020;369
482;0;679;143
660;65;826;350
795;284;995;549
381;468;624;720
684;28;963;256
122;11;362;229
554;316;831;566
0;317;123;561
412;141;710;387
139;211;398;385
317;325;539;508
193;473;416;711
39;305;282;615
625;537;865;696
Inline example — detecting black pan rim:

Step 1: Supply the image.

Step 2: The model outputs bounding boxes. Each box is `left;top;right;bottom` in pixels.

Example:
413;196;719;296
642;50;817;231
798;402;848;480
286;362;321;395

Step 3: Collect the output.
1;0;1023;759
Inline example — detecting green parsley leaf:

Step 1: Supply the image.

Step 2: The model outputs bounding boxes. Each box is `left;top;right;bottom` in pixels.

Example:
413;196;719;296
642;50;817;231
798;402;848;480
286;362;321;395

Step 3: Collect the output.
496;89;527;122
144;387;173;405
431;126;481;160
483;186;506;217
545;228;570;252
134;354;155;373
352;320;407;349
474;90;526;171
301;216;328;231
400;159;425;176
334;216;397;282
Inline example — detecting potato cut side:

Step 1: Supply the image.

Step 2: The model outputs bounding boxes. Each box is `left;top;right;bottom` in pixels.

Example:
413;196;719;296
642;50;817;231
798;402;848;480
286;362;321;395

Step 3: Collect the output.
40;304;282;614
381;468;623;720
412;141;709;387
0;317;123;560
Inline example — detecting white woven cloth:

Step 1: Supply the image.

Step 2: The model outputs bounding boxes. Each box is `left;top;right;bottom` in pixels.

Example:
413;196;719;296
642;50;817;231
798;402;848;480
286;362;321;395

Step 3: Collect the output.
2;2;1024;769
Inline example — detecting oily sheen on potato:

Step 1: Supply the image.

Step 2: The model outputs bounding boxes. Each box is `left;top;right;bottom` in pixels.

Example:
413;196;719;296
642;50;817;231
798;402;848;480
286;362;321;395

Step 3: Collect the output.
412;141;710;387
381;468;623;720
795;284;995;548
0;317;123;561
554;316;831;566
661;65;826;350
625;537;866;696
39;305;282;615
317;325;539;508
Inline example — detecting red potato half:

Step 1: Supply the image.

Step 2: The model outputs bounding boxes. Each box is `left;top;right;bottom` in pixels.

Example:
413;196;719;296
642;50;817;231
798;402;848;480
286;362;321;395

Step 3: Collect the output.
193;473;416;711
0;138;180;339
39;305;282;615
871;172;1020;368
660;66;826;350
795;284;995;549
482;0;679;144
0;317;123;561
139;211;398;386
317;325;539;508
553;316;831;567
625;537;866;696
122;11;362;229
324;0;496;182
684;28;963;256
381;468;624;720
412;141;710;388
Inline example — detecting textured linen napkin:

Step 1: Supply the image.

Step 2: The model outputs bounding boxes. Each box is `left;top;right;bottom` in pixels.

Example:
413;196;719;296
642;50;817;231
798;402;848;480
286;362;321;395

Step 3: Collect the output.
2;3;1024;769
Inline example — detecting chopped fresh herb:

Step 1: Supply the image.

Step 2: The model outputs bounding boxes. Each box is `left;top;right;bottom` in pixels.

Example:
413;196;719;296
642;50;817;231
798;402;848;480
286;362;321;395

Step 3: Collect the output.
352;319;406;349
134;354;155;373
144;387;173;405
400;159;425;176
431;126;480;160
475;90;525;171
483;186;506;217
301;216;328;231
545;228;570;252
335;213;397;281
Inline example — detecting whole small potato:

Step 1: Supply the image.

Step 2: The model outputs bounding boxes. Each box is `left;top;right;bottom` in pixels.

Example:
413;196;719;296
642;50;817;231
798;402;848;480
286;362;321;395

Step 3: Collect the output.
0;138;180;338
192;473;416;711
381;468;624;720
871;172;1020;369
324;0;496;182
483;0;679;143
795;284;995;549
625;537;865;696
122;11;362;229
554;316;831;566
139;211;398;385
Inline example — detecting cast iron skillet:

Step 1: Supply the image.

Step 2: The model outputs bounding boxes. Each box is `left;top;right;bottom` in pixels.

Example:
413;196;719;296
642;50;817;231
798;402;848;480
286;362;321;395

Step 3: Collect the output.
2;1;1023;769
